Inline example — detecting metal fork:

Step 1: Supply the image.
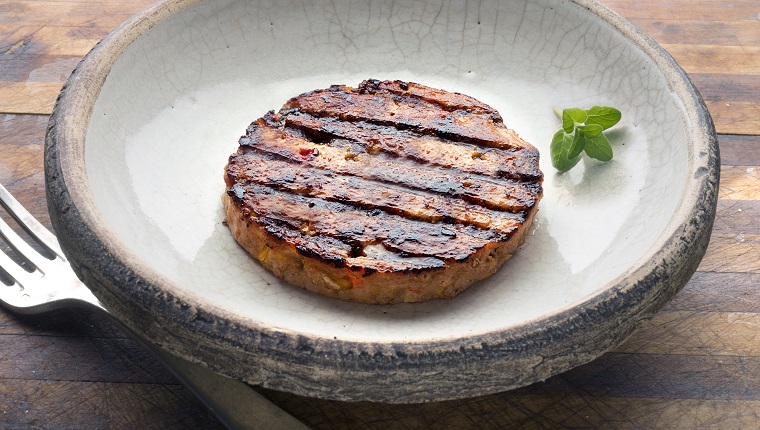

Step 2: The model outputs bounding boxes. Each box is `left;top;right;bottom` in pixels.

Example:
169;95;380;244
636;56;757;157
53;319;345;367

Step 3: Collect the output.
0;183;306;430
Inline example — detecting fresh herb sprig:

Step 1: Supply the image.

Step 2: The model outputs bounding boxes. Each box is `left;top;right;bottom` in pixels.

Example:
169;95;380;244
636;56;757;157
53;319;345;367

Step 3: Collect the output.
550;106;622;172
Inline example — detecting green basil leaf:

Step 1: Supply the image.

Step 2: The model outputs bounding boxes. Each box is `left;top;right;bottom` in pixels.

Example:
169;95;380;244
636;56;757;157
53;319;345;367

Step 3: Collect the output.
562;108;587;133
586;106;621;130
577;123;603;138
551;130;581;172
568;131;586;159
584;133;614;161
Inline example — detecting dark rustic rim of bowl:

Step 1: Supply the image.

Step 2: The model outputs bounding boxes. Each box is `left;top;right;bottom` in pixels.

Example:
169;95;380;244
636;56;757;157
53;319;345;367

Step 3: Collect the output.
44;0;719;403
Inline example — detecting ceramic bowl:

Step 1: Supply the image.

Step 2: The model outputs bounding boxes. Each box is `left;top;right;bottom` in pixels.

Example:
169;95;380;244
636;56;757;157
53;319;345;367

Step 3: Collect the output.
45;0;719;403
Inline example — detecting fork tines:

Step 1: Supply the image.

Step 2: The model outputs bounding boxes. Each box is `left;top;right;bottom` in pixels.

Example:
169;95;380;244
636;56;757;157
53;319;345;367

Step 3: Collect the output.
0;184;61;286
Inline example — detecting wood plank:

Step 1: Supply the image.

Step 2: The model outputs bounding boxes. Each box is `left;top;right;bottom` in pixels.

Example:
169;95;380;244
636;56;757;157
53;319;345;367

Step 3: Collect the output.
719;165;760;200
617;311;760;357
0;81;61;114
668;272;760;313
559;352;760;400
0;333;178;383
691;74;760;103
486;397;760;430
718;135;760;166
0;306;222;428
0;55;80;83
1;24;37;54
692;76;760;134
0;379;223;429
604;1;760;22
0;114;49;222
0;307;171;384
699;233;760;273
631;19;760;47
0;25;106;56
0;1;153;27
0;308;119;336
661;44;760;75
713;200;760;235
706;100;760;135
264;389;760;429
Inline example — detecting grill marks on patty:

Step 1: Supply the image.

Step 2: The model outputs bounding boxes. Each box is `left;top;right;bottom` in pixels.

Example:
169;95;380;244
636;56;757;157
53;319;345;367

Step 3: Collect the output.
282;113;541;181
236;123;538;212
225;79;543;272
233;184;498;263
227;151;525;233
284;81;523;150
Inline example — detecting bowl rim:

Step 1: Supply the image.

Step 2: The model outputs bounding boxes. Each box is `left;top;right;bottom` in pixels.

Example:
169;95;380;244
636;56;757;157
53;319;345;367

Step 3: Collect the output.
44;0;719;402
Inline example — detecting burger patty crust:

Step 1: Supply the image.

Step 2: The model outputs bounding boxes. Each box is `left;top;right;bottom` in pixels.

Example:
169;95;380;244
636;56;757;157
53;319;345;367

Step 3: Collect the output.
223;79;543;304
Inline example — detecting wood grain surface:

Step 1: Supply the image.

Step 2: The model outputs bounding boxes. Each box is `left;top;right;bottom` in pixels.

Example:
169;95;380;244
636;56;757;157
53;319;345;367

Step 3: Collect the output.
1;0;758;428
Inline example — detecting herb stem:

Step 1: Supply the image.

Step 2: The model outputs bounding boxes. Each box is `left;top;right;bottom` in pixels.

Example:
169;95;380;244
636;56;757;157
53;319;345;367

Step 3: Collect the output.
552;106;563;119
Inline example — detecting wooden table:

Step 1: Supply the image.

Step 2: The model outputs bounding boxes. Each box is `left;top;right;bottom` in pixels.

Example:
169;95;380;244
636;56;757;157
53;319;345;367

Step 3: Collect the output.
1;0;758;428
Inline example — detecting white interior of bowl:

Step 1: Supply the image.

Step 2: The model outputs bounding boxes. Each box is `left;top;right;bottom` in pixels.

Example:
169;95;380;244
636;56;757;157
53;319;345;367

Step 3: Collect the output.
85;0;689;342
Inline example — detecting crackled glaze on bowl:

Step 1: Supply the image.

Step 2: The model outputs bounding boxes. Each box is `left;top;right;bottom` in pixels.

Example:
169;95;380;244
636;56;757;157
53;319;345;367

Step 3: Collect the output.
45;0;718;402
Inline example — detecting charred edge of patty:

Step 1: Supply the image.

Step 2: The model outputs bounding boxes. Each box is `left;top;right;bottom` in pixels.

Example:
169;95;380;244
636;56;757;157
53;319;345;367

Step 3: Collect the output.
222;191;538;303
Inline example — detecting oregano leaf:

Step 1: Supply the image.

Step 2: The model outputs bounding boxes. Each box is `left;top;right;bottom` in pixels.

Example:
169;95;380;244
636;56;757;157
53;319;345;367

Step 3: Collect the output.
550;130;581;172
562;108;587;133
568;130;586;159
577;123;603;138
584;133;614;161
586;106;621;130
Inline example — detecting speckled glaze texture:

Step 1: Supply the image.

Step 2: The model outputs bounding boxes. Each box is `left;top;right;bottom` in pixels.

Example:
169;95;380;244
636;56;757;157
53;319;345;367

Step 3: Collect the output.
45;0;718;402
